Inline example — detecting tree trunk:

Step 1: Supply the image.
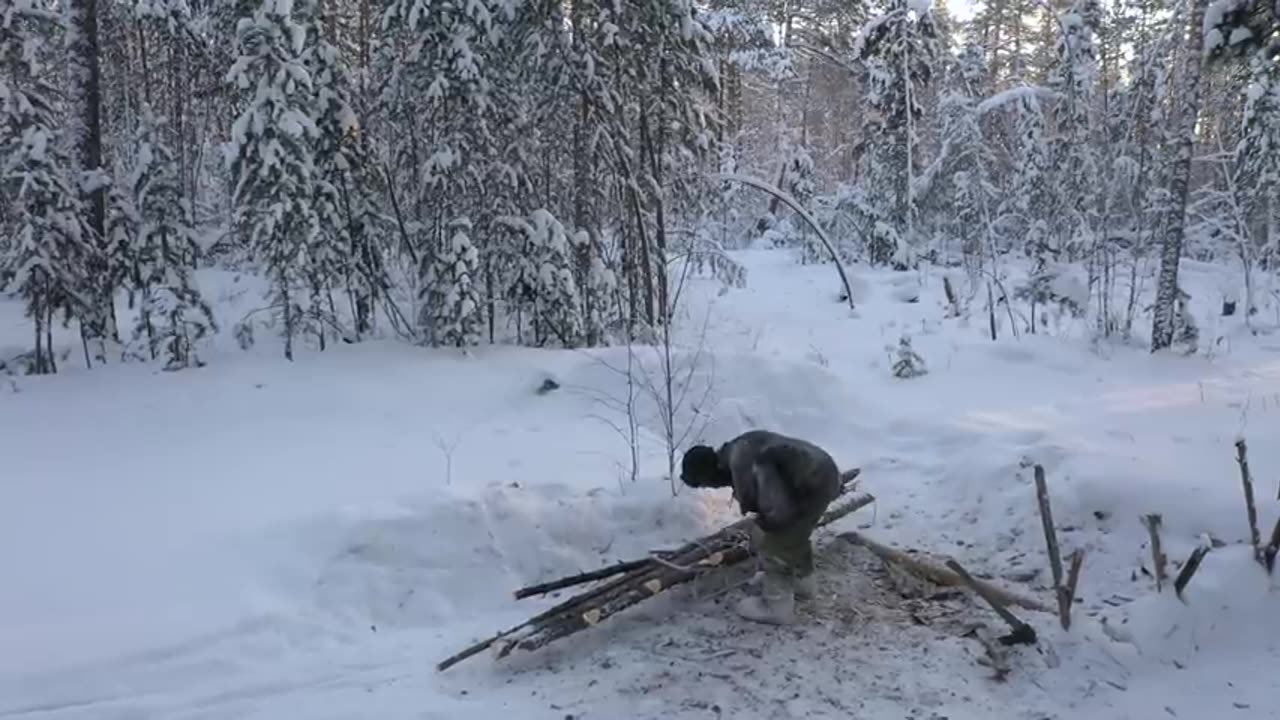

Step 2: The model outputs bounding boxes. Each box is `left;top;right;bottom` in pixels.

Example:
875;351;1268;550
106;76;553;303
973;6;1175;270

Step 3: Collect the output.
68;0;117;362
1151;0;1208;352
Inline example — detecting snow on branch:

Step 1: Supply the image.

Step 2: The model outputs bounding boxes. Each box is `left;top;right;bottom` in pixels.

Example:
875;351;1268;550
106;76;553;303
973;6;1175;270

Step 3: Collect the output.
717;173;856;311
977;85;1060;116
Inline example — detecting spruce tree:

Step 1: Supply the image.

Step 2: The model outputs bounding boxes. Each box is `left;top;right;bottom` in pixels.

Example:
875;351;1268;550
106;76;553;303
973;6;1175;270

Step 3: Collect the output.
130;104;216;368
225;0;320;361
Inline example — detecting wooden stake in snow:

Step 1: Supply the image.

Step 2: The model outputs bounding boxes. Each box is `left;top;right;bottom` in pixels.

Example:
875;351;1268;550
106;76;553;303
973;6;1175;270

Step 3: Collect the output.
945;559;1037;645
1235;439;1262;556
1174;545;1210;600
1264;517;1280;575
838;532;1051;612
1142;513;1167;592
1061;549;1085;631
1033;465;1080;629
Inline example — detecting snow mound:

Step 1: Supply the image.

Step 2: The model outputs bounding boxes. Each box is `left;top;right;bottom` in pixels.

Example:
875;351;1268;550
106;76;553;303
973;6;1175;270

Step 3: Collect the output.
307;483;719;630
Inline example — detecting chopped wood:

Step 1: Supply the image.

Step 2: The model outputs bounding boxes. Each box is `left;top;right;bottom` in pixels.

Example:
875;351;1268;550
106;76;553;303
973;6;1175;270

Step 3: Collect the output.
839;531;1051;613
945;559;1037;645
1060;549;1085;631
1235;439;1262;556
1265;517;1280;575
965;625;1011;681
1142;513;1167;592
438;474;871;672
1174;545;1210;601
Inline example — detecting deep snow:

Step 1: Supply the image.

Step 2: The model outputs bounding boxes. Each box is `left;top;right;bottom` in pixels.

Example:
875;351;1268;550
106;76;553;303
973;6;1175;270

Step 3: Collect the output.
2;250;1278;719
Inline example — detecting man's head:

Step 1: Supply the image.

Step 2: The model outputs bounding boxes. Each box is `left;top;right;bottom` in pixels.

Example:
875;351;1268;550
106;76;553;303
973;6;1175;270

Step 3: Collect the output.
680;445;729;488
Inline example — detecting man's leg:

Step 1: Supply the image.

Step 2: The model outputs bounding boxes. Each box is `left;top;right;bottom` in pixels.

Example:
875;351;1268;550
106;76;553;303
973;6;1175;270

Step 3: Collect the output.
735;526;800;625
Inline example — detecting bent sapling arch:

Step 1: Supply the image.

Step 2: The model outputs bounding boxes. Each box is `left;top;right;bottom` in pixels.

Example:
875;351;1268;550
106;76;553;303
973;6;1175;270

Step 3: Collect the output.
718;173;857;311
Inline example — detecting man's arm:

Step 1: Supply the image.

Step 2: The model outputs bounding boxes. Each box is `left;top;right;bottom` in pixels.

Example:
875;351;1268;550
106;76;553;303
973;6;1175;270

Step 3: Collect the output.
750;458;797;532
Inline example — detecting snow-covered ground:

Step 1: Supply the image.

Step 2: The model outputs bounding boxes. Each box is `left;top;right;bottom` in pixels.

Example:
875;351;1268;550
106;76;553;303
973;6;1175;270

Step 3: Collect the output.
3;250;1279;719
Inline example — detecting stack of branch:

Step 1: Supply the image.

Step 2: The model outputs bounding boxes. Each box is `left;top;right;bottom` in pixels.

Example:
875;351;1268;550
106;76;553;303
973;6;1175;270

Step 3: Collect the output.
438;469;872;671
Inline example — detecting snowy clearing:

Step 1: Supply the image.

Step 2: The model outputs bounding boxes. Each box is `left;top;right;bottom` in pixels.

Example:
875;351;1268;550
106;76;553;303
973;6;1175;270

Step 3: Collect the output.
2;250;1279;719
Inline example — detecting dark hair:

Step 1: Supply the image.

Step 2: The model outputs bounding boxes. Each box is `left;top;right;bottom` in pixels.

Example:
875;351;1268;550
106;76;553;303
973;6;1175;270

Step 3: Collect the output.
681;445;729;488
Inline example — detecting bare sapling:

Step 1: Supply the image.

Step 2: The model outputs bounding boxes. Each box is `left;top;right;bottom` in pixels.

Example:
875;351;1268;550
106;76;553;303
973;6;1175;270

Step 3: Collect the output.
635;248;717;495
1235;438;1262;556
1142;513;1167;592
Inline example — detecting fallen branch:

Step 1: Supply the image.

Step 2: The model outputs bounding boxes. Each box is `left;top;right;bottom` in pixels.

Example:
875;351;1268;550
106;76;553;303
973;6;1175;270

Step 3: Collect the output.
439;473;870;671
513;558;654;600
1142;513;1167;592
839;531;1051;612
1236;439;1262;556
1174;545;1210;601
946;559;1037;645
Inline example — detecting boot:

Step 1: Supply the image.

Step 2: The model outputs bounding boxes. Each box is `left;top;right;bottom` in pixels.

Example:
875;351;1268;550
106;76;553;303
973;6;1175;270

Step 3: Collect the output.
793;574;817;601
735;572;795;625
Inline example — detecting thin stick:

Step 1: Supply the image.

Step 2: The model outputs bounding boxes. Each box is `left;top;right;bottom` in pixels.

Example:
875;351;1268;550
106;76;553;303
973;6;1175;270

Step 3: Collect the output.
1061;549;1085;630
945;559;1037;645
1174;545;1210;600
1033;465;1069;628
1235;439;1262;556
1142;513;1167;592
839;532;1051;612
513;558;654;600
1263;517;1280;575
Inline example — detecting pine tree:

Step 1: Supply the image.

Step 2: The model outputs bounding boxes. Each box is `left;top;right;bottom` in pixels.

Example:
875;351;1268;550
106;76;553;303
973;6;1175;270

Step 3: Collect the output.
0;0;96;374
935;44;997;268
1047;0;1101;260
226;0;320;361
1152;0;1209;352
503;209;585;347
130;104;216;369
302;0;384;341
425;217;483;347
856;0;942;267
1237;50;1280;263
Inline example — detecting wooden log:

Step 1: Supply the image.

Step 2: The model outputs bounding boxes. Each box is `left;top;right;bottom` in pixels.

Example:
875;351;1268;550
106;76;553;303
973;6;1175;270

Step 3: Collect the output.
1235;439;1262;556
945;559;1037;645
838;531;1051;612
1142;513;1167;592
1174;545;1210;600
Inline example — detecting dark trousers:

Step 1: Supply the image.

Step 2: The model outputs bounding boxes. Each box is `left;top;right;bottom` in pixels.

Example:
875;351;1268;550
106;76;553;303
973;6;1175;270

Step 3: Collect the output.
755;503;827;579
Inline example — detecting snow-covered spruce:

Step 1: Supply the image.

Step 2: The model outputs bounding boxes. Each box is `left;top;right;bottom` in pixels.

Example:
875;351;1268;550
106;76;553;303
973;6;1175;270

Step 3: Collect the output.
128;104;216;369
424;217;484;348
225;0;321;361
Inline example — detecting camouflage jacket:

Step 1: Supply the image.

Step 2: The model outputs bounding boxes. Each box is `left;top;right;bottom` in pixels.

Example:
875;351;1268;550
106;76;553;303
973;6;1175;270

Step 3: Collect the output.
716;430;841;532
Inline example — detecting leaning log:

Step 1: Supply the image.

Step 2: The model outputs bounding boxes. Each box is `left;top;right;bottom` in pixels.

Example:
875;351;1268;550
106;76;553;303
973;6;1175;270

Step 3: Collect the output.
839;531;1051;613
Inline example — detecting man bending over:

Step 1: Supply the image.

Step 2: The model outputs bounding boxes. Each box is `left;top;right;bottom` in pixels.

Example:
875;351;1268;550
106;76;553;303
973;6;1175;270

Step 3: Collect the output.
680;430;841;625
